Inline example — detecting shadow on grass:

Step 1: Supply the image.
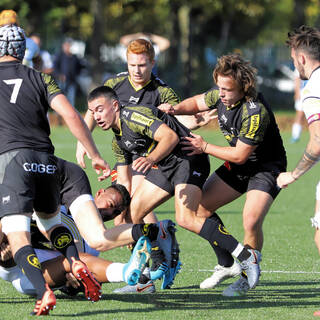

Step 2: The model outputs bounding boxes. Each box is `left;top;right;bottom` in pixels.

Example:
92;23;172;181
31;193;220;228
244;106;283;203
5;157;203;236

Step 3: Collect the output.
46;279;320;317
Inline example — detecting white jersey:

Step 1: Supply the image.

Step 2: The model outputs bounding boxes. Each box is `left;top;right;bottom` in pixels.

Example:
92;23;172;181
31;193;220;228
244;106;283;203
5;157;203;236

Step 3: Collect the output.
301;67;320;124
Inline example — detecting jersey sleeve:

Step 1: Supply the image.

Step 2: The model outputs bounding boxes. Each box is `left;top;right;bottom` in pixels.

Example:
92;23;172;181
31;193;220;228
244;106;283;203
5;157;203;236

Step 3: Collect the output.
112;137;132;165
41;73;62;104
204;88;220;109
238;102;270;146
158;86;181;106
303;97;320;124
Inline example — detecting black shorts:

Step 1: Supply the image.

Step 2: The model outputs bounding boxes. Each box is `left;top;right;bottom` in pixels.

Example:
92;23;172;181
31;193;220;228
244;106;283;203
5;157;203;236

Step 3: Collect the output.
146;153;210;194
112;164;174;194
215;163;281;199
58;158;92;211
0;149;60;217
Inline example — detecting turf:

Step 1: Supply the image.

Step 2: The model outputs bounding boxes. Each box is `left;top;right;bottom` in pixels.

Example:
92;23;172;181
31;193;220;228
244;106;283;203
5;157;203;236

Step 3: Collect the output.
1;125;320;319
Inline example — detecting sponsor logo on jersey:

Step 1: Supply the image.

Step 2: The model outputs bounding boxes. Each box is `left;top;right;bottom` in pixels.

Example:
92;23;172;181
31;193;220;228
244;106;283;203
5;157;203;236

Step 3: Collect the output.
245;114;260;139
248;101;257;109
131;112;154;127
129;96;139;104
53;233;72;249
221;114;228;123
23;162;57;174
122;110;130;117
124;140;132;148
2;195;10;204
192;171;201;177
27;254;41;269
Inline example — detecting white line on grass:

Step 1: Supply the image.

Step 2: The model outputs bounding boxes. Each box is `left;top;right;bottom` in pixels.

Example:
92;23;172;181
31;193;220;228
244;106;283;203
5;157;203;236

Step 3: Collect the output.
198;269;320;274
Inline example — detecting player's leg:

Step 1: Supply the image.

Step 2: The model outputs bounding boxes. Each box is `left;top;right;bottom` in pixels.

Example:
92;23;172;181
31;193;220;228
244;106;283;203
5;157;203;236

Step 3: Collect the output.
195;170;244;288
242;190;273;251
174;183;260;289
129;179;172;224
0;149;56;315
312;181;320;254
131;174;158;223
198;172;242;216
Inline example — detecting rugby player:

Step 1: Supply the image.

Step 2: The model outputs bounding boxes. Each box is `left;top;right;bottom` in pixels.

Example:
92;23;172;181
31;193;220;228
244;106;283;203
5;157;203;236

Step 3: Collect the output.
0;9;40;68
76;38;189;293
159;54;287;296
0;183;144;297
76;39;214;223
276;25;320;317
86;85;261;293
0;23;112;315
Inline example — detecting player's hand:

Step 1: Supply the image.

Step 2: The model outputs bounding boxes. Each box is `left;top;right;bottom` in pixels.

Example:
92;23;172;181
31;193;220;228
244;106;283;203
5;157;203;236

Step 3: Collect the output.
91;157;111;181
132;157;154;173
65;272;80;289
195;109;217;127
158;103;175;115
277;172;296;188
181;132;207;155
76;141;91;169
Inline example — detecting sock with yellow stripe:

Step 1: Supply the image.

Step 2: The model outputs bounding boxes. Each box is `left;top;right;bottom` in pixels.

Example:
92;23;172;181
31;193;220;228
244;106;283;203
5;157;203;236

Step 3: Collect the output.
14;245;46;299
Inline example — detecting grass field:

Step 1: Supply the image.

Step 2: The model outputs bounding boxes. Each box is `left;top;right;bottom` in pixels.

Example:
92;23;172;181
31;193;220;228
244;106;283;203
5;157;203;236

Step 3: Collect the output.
1;125;320;319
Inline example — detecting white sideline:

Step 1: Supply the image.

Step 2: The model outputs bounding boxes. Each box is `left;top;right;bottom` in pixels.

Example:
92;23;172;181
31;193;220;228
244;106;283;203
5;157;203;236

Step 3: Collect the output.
199;269;320;274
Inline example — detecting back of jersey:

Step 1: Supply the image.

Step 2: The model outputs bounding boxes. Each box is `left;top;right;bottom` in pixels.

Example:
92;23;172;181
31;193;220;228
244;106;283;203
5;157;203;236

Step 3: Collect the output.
0;60;59;154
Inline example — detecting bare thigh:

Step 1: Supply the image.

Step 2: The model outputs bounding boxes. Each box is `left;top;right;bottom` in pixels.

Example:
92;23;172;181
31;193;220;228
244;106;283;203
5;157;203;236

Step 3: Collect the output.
197;173;242;217
130;179;171;223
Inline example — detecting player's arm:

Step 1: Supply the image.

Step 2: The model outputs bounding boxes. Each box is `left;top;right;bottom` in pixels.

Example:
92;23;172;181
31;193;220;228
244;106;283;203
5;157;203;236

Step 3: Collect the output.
277;98;320;188
76;109;97;168
278;120;320;188
159;93;209;116
182;132;256;164
50;94;110;178
132;123;179;173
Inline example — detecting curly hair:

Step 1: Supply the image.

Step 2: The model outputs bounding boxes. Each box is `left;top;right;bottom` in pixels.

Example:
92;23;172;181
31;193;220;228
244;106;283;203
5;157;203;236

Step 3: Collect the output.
213;54;257;101
126;38;155;61
286;25;320;61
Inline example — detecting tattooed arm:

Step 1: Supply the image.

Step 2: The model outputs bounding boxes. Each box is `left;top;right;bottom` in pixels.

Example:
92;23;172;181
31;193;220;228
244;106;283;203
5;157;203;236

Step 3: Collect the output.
277;120;320;188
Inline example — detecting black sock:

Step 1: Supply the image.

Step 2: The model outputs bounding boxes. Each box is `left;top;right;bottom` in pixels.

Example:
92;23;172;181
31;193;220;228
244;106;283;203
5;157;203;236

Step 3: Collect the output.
14;245;47;299
50;226;79;266
199;214;240;254
206;214;234;267
131;223;159;242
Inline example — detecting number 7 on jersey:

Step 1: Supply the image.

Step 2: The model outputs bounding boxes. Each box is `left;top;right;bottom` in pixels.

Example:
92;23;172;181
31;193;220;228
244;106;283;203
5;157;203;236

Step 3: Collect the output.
3;78;23;103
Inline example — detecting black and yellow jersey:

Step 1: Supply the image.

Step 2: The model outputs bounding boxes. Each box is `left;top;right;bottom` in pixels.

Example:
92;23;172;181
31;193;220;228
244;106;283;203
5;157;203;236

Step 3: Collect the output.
104;72;180;108
204;88;287;173
112;105;190;167
0;60;61;154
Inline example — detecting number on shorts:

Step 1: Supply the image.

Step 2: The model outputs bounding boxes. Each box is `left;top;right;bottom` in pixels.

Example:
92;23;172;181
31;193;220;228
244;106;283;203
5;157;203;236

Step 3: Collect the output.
3;78;23;103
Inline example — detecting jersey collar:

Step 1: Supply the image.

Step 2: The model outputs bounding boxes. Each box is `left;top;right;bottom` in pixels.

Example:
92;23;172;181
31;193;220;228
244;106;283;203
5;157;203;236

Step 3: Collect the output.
128;75;152;92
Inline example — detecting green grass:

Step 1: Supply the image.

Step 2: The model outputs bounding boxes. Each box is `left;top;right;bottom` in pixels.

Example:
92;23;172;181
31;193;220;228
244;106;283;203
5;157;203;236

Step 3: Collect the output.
1;126;320;319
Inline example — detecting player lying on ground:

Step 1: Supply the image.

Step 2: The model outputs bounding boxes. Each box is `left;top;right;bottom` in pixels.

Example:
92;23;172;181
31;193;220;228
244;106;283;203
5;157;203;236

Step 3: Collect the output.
0;184;161;296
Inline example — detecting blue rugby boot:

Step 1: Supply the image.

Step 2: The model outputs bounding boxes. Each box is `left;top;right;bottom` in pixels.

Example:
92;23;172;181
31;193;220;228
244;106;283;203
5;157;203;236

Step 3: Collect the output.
123;236;151;286
157;220;182;289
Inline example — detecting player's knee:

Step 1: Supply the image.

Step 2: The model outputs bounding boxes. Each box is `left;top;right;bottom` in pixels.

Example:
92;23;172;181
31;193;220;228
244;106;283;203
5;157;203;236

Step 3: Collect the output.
243;215;262;233
84;232;110;251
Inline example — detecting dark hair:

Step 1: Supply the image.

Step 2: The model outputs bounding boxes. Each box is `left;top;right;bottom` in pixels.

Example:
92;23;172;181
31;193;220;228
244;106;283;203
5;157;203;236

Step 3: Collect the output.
213;54;257;101
286;25;320;61
108;183;131;208
87;86;119;103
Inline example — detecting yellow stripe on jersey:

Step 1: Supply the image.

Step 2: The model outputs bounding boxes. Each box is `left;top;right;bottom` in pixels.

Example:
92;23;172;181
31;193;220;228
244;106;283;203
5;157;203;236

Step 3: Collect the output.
245;114;260;139
61;214;84;252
